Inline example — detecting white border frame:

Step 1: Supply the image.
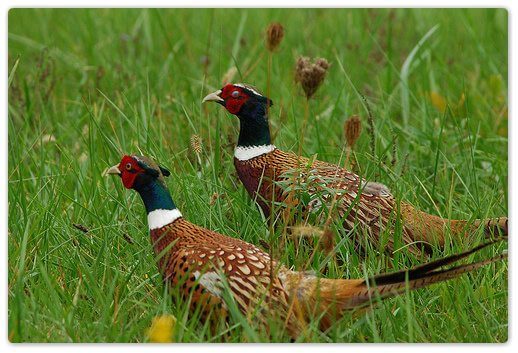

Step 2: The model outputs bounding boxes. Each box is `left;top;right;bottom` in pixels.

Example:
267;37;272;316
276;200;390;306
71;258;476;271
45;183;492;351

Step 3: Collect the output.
2;1;513;352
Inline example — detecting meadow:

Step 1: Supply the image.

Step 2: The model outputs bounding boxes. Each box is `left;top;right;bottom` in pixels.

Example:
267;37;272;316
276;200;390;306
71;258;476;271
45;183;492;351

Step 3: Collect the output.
7;8;508;342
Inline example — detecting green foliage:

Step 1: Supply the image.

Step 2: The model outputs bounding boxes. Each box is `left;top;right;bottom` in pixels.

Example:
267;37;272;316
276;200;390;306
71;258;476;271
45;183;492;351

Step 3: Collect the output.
8;8;507;342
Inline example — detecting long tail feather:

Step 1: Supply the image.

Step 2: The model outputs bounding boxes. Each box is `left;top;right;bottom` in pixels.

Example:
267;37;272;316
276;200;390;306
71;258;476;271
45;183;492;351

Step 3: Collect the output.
295;238;507;329
400;202;508;247
360;252;507;304
369;237;507;286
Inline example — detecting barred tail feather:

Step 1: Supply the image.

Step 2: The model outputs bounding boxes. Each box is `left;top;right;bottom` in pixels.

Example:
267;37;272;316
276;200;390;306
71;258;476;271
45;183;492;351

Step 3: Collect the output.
400;202;508;247
472;217;508;237
301;238;507;330
362;252;506;303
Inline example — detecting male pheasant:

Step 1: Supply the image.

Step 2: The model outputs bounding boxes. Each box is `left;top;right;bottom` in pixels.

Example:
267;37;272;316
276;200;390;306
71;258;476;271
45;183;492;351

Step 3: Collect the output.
202;83;508;255
106;154;507;339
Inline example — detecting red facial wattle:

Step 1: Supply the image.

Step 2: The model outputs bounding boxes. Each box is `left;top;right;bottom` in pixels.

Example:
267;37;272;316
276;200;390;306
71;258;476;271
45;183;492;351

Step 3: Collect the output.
119;155;144;189
220;84;250;115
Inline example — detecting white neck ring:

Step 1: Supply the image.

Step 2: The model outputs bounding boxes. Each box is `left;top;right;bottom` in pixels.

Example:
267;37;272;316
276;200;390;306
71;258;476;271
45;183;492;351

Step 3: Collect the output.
147;209;182;230
234;145;276;161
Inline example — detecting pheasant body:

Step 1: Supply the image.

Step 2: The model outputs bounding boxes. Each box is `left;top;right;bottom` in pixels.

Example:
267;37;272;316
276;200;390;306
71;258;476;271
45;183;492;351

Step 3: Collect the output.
204;83;509;255
107;154;507;339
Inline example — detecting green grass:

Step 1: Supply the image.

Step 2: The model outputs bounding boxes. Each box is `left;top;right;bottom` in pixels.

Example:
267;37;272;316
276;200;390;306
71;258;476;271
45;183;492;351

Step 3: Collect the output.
8;8;508;342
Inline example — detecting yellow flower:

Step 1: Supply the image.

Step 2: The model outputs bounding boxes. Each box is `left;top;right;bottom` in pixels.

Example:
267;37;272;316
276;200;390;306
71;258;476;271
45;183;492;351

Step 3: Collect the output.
147;314;176;343
429;91;447;113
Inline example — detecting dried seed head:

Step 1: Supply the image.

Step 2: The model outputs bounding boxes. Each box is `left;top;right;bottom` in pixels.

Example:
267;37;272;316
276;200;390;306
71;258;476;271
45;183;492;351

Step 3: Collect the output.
122;233;134;244
209;192;225;206
294;56;330;99
289;225;324;238
321;227;335;254
265;22;285;52
315;58;330;70
73;223;89;233
190;134;202;154
344;115;362;148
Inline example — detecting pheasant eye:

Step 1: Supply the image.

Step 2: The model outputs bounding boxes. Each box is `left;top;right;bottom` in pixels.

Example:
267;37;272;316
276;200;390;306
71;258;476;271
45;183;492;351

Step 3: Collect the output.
231;90;240;98
125;163;132;171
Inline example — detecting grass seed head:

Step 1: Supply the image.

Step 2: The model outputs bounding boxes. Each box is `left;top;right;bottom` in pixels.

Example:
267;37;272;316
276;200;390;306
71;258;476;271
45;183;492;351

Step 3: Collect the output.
265;22;285;52
295;56;330;99
344;115;362;148
289;225;324;238
190;134;202;155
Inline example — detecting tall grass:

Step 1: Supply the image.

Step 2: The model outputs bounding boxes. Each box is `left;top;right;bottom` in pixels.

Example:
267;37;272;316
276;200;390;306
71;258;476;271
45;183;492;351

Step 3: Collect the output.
8;8;508;342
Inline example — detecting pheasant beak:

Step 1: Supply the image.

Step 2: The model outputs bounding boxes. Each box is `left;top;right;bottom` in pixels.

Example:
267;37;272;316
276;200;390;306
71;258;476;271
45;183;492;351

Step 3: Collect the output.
202;89;224;104
104;165;121;176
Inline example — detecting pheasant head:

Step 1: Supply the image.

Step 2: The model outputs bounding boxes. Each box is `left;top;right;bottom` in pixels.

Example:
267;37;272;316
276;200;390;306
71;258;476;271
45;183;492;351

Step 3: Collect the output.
203;83;272;116
203;83;273;150
106;155;170;190
106;155;180;228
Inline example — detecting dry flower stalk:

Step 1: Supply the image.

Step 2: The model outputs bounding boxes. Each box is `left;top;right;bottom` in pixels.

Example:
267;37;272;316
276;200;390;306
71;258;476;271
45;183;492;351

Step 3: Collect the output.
265;22;285;52
295;57;330;99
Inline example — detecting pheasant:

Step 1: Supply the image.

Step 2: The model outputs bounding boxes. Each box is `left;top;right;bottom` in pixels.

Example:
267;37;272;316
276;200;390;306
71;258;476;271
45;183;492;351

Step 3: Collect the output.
106;154;507;339
202;83;508;255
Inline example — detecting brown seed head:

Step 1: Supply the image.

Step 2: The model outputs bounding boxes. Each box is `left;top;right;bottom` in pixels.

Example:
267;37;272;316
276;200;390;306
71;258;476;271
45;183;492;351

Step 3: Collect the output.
190;134;202;154
321;227;335;254
294;56;330;99
122;233;135;244
73;223;89;233
265;22;285;52
344;115;362;147
209;192;226;206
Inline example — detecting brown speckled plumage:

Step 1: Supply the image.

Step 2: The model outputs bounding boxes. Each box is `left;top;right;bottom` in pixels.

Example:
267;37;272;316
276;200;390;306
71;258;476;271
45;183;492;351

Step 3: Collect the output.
149;217;302;335
234;148;508;254
148;215;506;337
203;83;507;255
109;154;507;338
